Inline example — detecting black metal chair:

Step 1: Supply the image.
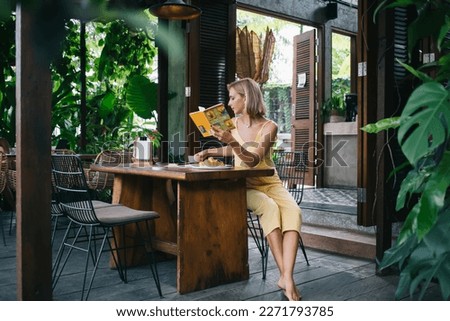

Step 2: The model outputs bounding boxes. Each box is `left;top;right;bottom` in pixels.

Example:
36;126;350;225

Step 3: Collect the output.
51;154;162;300
247;150;310;279
50;149;77;247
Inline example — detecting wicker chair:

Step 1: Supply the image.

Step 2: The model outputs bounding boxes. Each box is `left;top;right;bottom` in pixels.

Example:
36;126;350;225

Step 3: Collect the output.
247;150;310;279
0;137;10;154
0;139;15;239
84;150;132;191
0;151;8;245
51;154;162;300
3;164;15;238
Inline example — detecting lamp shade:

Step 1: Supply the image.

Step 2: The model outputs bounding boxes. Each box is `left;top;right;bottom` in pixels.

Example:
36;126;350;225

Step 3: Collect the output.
150;0;201;20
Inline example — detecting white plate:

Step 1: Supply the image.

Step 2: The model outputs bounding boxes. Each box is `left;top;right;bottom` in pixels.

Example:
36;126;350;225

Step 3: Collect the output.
189;164;233;170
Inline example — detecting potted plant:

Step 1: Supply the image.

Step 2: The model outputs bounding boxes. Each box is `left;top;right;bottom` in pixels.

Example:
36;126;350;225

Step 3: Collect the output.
322;96;345;122
361;0;450;300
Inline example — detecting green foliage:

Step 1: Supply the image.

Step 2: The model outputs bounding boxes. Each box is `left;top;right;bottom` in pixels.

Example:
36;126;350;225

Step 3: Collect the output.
116;120;162;150
262;84;291;133
371;0;450;300
0;14;16;145
361;117;401;133
126;75;158;120
321;95;345;121
50;17;158;153
332;33;351;77
0;4;159;154
320;77;351;122
331;77;351;102
398;82;450;166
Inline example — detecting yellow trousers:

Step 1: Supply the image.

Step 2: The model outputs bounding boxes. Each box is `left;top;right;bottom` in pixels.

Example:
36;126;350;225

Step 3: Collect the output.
247;182;302;237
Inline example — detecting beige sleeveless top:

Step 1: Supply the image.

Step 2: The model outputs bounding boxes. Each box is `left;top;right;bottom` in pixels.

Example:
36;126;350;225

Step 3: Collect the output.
232;118;281;188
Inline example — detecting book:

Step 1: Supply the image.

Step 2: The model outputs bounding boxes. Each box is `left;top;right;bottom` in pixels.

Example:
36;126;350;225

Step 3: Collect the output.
189;103;235;137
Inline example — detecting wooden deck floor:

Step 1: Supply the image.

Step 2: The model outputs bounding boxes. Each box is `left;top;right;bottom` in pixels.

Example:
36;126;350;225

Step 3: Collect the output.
0;216;443;301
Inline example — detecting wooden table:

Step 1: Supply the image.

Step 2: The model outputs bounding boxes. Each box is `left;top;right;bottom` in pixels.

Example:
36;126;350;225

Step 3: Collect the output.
90;163;274;294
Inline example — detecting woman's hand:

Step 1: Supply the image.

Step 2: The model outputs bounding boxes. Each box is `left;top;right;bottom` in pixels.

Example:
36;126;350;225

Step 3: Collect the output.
193;150;208;162
211;125;235;145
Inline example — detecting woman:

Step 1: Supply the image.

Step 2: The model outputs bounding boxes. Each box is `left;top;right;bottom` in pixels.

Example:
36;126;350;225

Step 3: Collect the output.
194;78;302;301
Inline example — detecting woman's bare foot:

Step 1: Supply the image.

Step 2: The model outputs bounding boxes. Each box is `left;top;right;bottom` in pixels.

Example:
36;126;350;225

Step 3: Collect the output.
278;277;302;301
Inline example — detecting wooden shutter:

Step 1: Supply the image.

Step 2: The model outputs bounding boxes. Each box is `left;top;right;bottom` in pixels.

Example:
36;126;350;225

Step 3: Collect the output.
197;1;234;106
188;0;235;153
291;30;316;186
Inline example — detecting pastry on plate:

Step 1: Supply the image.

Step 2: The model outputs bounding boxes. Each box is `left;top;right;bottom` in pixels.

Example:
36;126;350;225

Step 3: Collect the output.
199;157;224;167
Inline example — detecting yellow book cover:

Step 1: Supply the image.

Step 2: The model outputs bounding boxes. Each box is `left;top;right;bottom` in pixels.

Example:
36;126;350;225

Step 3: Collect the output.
189;103;235;137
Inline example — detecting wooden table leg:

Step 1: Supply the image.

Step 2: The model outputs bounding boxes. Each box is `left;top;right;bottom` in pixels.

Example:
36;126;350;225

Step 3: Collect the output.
110;174;249;293
110;174;173;267
177;178;249;293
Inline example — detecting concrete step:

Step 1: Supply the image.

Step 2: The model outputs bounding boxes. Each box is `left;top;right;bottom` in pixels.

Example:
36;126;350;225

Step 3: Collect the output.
302;208;376;236
301;224;376;260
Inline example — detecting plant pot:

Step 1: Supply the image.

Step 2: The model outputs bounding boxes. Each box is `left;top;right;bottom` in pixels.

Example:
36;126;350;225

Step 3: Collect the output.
329;115;346;123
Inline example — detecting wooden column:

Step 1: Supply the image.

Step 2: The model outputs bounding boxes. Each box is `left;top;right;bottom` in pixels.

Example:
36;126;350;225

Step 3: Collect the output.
157;18;169;163
356;0;378;227
357;0;404;268
16;4;53;300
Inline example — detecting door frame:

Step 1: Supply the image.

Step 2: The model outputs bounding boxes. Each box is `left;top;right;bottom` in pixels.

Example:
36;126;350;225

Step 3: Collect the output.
291;29;318;187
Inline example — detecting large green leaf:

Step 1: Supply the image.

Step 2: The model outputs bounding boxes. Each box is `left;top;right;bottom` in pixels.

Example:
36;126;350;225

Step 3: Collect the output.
379;234;418;270
394;153;450;244
436;53;450;83
360;117;400;133
99;90;116;118
398;60;433;83
394;211;450;300
395;167;428;211
437;15;450;51
436;253;450;300
396;204;420;245
408;9;446;58
126;75;157;119
397;82;450;166
416;151;450;239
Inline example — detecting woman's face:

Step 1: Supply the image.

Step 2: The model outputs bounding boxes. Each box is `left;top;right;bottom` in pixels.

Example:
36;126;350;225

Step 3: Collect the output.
228;87;246;115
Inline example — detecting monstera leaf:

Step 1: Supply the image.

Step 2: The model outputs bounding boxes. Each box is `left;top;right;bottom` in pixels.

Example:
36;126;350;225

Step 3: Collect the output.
99;90;116;118
397;81;450;166
391;209;450;300
126;75;157;119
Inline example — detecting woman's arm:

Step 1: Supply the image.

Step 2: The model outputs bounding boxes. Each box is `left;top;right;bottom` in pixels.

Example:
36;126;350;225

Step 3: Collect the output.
193;145;232;162
212;121;278;167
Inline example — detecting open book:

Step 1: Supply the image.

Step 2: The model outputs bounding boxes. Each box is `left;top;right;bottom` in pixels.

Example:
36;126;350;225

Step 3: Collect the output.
189;103;235;137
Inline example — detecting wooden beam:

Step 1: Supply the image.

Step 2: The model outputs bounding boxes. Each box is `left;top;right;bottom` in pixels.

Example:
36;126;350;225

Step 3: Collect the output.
15;4;52;300
157;18;169;163
356;0;378;227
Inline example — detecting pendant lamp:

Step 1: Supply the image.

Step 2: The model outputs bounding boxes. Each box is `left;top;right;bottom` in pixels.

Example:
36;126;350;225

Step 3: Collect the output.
150;0;201;20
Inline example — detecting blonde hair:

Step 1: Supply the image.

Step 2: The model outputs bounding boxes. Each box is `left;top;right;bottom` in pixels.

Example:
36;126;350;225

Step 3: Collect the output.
227;78;266;118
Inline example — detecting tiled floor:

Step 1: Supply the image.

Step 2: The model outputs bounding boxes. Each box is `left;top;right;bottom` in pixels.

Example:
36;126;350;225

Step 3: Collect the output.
303;187;357;205
302;187;357;214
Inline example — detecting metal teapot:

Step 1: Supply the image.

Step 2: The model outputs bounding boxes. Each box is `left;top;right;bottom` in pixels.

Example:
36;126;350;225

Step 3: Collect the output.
132;136;152;163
